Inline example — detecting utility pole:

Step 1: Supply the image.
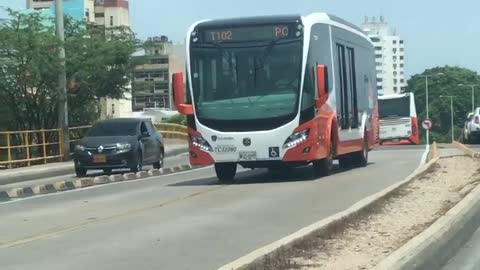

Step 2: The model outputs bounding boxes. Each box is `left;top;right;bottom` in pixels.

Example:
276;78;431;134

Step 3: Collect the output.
420;73;444;145
55;0;69;160
440;95;456;143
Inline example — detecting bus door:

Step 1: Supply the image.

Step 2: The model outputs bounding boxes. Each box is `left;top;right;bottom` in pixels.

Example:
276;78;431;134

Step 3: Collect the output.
336;43;359;138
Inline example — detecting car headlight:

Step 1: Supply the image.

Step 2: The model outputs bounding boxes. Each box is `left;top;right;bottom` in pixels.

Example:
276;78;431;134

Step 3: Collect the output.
116;143;132;151
283;129;310;149
75;145;85;152
190;134;213;152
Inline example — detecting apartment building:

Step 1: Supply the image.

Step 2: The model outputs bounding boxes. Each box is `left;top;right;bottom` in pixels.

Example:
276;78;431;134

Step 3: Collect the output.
26;0;130;27
362;16;406;96
132;36;185;111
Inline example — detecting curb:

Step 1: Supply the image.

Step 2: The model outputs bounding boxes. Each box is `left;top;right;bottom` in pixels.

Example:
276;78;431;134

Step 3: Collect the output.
0;144;188;186
374;146;480;270
0;163;199;202
217;156;441;270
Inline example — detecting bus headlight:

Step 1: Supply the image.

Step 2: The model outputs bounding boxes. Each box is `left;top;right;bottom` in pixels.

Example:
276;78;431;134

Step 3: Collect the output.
190;135;213;152
283;129;310;149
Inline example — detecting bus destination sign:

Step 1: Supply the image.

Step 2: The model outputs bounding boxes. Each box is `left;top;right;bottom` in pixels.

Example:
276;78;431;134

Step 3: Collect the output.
203;25;292;42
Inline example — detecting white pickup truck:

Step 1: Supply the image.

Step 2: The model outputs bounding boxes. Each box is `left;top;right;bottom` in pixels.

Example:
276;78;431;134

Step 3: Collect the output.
463;109;480;144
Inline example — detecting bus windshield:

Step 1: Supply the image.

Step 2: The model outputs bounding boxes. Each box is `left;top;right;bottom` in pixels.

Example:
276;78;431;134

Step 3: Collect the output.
378;96;410;118
190;40;303;121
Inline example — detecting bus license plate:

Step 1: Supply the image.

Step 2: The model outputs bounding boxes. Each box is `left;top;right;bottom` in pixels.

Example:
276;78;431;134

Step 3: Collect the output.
215;145;237;153
93;155;106;163
239;151;256;161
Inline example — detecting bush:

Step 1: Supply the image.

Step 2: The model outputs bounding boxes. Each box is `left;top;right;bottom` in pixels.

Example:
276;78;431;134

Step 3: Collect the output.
164;114;187;126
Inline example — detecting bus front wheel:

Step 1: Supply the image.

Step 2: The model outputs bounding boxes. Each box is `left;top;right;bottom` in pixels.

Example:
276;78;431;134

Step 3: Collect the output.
313;141;334;177
215;163;237;184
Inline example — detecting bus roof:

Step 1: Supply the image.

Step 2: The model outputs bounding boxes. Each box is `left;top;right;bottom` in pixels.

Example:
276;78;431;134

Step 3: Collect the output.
195;14;302;28
378;93;414;100
192;13;369;42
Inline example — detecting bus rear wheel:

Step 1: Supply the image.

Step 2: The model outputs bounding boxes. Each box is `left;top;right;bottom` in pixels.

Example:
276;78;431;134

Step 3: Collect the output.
352;135;369;167
215;163;237;184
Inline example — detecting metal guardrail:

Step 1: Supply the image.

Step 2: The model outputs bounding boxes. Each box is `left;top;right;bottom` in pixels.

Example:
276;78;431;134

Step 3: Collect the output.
0;123;187;169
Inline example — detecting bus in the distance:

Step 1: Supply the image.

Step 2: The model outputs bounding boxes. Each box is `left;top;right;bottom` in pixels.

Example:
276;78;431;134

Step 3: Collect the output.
172;13;378;182
378;93;419;145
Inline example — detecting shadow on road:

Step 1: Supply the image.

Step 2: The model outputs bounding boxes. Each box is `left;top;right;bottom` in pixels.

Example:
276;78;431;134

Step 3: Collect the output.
169;162;375;187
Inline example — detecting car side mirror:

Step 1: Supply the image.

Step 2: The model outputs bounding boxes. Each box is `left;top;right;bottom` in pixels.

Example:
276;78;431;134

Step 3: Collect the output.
172;72;194;115
315;64;329;108
139;131;150;139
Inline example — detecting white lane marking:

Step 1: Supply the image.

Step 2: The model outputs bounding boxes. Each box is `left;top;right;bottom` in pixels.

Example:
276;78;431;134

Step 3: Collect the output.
420;144;430;166
0;166;214;205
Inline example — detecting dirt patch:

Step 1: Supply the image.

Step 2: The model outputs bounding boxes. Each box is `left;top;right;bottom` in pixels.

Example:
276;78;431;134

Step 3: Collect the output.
255;156;480;270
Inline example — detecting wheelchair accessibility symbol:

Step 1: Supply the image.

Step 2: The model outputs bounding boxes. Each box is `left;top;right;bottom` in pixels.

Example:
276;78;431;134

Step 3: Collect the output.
269;147;280;158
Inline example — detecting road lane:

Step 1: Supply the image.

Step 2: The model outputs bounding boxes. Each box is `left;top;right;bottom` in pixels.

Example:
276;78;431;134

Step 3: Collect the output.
0;148;423;270
441;225;480;270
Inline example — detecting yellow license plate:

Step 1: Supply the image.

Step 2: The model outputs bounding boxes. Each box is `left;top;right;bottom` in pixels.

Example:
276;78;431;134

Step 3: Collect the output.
93;155;106;163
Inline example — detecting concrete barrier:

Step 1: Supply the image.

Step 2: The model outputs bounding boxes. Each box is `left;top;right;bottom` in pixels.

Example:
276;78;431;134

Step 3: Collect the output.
32;185;49;195
218;154;441;270
453;141;479;158
374;146;480;270
54;181;75;191
109;174;124;182
123;173;136;181
0;163;198;202
75;178;94;188
135;171;149;179
93;175;110;185
148;169;162;176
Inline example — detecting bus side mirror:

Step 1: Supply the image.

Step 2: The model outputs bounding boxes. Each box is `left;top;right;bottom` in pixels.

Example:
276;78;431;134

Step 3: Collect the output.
172;72;193;115
315;64;328;108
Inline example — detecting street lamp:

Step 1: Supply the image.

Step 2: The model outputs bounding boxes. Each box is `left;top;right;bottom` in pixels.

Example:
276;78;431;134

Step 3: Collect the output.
440;95;456;143
458;84;478;113
419;73;444;145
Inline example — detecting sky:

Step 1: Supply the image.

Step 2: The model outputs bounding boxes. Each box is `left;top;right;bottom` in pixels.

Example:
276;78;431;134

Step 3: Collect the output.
1;0;479;76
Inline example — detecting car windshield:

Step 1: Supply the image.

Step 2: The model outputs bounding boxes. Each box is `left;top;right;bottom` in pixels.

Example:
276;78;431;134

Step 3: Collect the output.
87;122;138;137
378;96;410;118
190;40;302;121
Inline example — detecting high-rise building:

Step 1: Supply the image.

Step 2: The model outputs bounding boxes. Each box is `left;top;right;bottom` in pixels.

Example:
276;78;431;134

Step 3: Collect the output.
26;0;95;23
26;0;130;27
362;16;406;96
93;0;130;28
132;36;185;111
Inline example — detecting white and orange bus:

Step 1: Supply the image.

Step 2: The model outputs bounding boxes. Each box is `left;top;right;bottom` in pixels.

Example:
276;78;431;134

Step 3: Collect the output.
172;13;378;182
378;93;419;145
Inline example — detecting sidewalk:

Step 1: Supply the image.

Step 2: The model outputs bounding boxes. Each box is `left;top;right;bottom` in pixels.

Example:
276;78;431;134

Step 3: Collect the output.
0;139;188;186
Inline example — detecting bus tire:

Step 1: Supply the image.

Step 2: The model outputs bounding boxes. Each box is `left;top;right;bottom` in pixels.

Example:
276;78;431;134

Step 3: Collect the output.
313;140;334;177
353;135;369;168
215;163;237;183
338;156;353;169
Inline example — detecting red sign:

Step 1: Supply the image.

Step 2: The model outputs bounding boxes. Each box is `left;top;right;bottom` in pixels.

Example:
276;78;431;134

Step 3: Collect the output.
422;119;432;130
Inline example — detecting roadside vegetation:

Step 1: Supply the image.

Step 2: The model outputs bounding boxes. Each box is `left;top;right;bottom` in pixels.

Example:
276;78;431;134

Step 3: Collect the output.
408;66;480;143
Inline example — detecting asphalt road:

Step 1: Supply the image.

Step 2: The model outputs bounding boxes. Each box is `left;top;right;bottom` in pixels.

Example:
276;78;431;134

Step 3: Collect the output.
0;148;424;270
441;225;480;270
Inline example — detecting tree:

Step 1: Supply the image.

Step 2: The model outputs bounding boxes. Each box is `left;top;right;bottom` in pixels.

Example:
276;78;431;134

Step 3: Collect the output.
407;66;479;143
0;10;138;131
164;114;187;126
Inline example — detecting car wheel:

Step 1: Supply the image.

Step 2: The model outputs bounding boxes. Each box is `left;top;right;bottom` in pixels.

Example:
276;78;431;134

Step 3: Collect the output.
215;163;236;184
153;150;164;169
130;151;143;173
103;168;112;175
75;165;87;177
313;140;334;177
